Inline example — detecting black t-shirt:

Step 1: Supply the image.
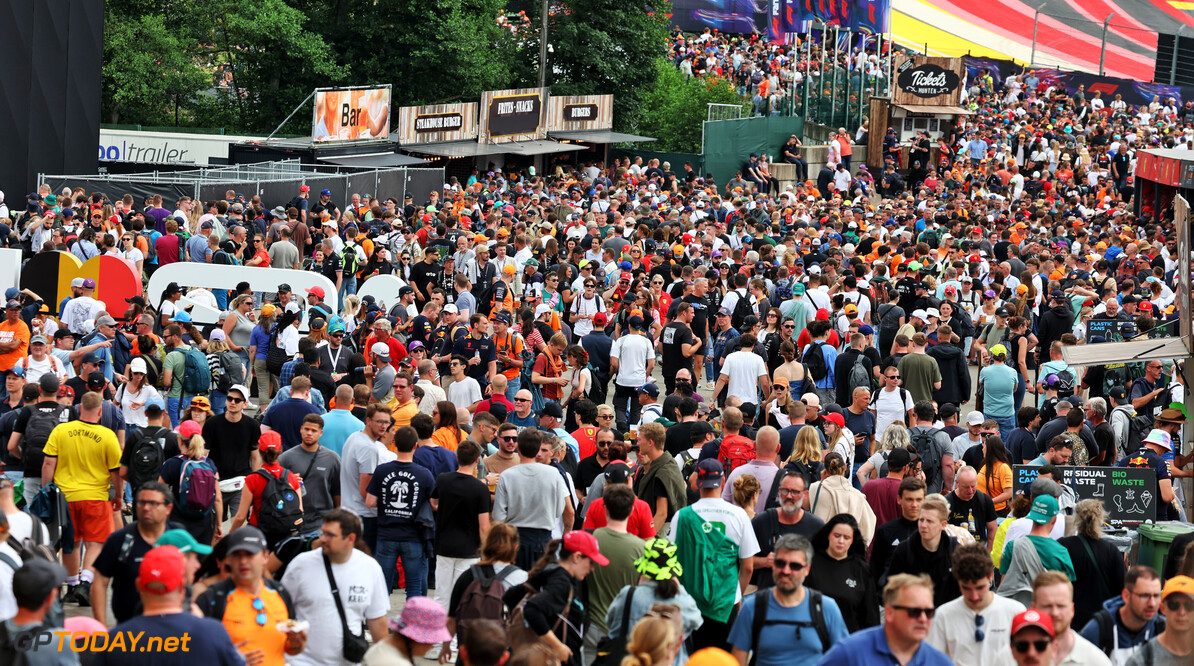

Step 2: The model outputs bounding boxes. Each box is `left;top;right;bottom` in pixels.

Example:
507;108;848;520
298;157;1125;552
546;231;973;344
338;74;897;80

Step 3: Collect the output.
682;294;711;338
320;252;342;283
666;421;697;456
895;277;920;312
93;524;167;623
201;414;261;479
410;315;435;347
945;490;997;543
660;321;695;375
575;455;607;495
750;509;825;587
453;335;497;384
432;471;491;558
1093;421;1115;464
119;426;181;474
408;260;443;301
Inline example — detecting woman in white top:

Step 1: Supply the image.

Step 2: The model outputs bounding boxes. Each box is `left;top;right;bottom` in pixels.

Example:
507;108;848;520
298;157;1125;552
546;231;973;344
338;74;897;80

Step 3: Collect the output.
116;357;162;428
120;233;144;275
821;411;854;475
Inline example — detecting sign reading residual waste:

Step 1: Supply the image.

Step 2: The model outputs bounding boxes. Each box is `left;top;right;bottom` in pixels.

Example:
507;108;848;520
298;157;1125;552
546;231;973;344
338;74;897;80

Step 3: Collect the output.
1012;465;1156;524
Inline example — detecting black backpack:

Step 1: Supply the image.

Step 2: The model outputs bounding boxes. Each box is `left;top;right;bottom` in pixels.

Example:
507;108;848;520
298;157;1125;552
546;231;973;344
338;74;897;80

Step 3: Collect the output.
730;288;756;331
266;325;290;376
254;469;304;538
200;577;295;621
803;341;829;382
127;426;168;495
1055;367;1076;398
910;428;944;493
1091;607;1163;656
748;587;832;666
20;403;71;475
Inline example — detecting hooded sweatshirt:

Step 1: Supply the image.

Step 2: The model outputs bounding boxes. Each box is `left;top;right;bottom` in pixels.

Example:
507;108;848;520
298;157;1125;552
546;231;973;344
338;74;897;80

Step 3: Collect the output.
928;342;971;405
1077;594;1164;658
1037;302;1075;352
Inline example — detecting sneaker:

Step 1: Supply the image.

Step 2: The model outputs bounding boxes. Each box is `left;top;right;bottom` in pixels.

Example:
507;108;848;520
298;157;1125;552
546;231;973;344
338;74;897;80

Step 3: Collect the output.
73;581;92;607
704;381;716;391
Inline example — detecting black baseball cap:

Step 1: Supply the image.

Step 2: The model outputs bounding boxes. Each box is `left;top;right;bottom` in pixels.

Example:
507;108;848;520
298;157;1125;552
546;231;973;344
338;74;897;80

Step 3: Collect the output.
12;560;68;610
227;526;268;554
604;463;632;484
696;459;724;488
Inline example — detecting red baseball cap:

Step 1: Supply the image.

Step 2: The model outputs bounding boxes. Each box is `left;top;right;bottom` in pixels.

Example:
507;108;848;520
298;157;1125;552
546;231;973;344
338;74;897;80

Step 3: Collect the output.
299;185;310;193
178;420;202;439
305;286;326;299
822;412;845;430
259;430;283;452
593;312;609;327
563;530;609;566
1010;609;1054;637
139;545;185;594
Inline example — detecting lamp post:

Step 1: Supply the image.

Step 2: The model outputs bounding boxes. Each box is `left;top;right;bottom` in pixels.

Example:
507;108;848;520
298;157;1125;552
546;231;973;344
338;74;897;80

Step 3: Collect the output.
1029;2;1047;67
1099;13;1115;76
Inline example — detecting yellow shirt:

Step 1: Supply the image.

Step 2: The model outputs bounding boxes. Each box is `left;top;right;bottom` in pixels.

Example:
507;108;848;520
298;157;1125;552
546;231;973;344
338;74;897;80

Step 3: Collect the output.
222;586;290;666
391;399;419;429
43;420;120;502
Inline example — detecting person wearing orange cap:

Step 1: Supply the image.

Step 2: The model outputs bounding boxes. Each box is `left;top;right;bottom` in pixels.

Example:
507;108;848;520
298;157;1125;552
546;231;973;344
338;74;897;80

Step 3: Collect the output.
1124;575;1194;665
94;545;245;665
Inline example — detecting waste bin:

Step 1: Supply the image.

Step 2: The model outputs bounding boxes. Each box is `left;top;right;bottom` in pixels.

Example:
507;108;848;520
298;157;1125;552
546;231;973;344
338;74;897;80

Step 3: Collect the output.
1136;521;1194;575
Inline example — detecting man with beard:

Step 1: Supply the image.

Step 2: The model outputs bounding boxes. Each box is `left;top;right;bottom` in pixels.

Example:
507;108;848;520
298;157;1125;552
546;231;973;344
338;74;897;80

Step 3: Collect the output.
729;534;849;665
749;471;824;588
819;574;952;665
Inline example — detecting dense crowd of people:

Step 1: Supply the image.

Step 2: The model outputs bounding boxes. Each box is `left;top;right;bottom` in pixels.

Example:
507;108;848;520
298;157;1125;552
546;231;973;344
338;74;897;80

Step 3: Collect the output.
0;29;1194;666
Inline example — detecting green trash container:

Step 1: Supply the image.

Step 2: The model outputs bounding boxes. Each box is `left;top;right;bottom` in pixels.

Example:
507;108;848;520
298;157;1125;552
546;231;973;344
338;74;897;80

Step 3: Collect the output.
1136;522;1194;575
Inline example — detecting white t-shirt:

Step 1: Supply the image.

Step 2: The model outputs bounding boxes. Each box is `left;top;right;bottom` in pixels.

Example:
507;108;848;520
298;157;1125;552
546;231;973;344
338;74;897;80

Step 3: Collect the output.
18;355;68;386
123;248;144;267
1003;516;1065;543
279;325;301;356
118;383;163;428
448;377;483;411
669;497;760;604
0;542;22;622
927;594;1025;666
611;333;653;387
872;387;914;437
569;296;604;337
282;549;390;666
339;432;396;518
721;350;767;405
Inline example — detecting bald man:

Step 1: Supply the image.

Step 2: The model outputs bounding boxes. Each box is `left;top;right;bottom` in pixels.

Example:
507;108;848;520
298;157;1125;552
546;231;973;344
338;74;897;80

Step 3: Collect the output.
722;425;781;513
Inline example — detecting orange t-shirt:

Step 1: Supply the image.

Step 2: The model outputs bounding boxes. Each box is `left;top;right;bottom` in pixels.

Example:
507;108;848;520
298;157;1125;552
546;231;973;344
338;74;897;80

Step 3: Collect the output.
433;427;463;452
221;585;291;666
0;319;31;371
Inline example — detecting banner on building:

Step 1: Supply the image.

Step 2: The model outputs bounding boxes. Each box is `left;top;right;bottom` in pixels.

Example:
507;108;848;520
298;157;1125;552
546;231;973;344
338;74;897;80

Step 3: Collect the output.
396;102;479;145
547;95;614;132
478;88;549;144
311;86;392;143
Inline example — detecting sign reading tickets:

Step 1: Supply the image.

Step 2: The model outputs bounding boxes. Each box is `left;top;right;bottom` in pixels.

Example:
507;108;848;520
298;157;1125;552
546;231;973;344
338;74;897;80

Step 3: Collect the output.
892;55;964;107
479;88;548;143
312;86;392;143
396;102;479;145
1012;465;1156;524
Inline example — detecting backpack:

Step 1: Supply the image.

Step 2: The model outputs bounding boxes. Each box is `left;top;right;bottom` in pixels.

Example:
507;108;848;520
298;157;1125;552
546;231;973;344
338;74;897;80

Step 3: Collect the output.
287;195;303;214
456;564;517;632
210;352;233;393
178;457;218;517
719;435;757;473
266;326;290;376
1124;409;1155;457
1055;368;1077;399
254;469;304;537
910;428;944;493
1091;607;1163;656
847;352;872;394
2;517;54;566
180;346;212;395
340;240;362;275
802;341;828;382
730;288;756;331
748;587;833;666
200;577;295;622
678;449;701;483
20;403;71;474
127;426;168;494
870;387;910;426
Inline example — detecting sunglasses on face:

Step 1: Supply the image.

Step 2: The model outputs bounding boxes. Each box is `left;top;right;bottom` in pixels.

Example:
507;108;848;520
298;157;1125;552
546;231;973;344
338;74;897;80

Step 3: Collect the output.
501;435;518;442
227;397;245;404
1012;640;1051;654
1166;596;1194;612
893;606;936;619
773;558;806;572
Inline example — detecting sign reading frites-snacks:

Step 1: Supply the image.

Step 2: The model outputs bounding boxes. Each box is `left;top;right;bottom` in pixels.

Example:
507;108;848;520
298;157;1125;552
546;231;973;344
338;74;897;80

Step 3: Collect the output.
479;88;548;143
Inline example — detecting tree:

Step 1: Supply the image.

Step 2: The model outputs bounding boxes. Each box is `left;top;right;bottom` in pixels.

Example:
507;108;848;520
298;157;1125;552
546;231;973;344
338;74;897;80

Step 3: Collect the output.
637;60;748;153
544;0;670;132
102;14;208;125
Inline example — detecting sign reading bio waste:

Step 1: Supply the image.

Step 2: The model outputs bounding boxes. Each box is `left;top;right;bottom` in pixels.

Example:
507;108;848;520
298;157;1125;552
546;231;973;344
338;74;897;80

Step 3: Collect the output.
312;85;392;143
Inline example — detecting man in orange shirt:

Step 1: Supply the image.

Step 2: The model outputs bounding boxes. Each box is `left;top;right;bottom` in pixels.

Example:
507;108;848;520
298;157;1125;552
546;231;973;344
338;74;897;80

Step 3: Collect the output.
197;526;306;666
0;300;31;387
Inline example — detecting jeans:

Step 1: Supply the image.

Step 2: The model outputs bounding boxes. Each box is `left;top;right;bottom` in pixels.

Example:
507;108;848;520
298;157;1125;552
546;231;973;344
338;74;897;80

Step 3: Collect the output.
166;395;194;428
376;539;427;597
785;156;809;180
433;555;479;611
222;489;242;522
988;414;1015;442
1014;373;1026;412
338;275;358;304
516;527;551;571
209;390;227;415
504;377;521;403
612;384;642;433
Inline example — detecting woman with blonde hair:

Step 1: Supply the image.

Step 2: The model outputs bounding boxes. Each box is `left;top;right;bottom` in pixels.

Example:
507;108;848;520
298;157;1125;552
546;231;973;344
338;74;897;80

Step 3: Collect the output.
731;474;761;519
856;422;910;484
621;614;683;666
1059;498;1126;629
223;293;257;369
158;422;222;545
784;424;824;489
805;452;876;545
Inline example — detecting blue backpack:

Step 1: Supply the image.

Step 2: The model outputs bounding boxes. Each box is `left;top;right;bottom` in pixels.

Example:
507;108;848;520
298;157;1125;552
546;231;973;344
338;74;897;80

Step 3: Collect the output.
180;347;212;395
